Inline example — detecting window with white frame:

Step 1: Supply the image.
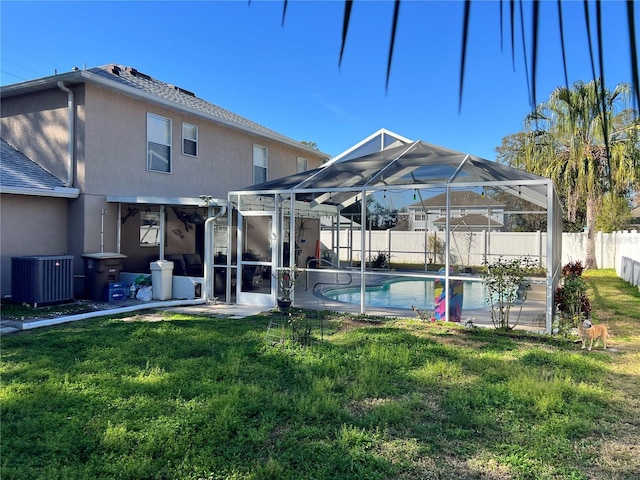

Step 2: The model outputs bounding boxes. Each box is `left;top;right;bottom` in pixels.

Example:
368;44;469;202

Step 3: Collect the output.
182;123;198;156
140;211;161;247
297;157;308;173
147;113;171;172
253;144;268;184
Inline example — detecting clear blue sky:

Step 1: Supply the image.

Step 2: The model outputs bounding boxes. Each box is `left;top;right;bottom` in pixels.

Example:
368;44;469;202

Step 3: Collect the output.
1;1;636;160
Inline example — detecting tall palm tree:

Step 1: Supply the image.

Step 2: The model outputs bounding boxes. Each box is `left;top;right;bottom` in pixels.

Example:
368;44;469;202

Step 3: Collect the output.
521;80;639;268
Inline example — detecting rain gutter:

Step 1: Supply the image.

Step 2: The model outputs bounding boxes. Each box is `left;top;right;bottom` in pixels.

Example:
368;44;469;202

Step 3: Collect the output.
0;186;79;198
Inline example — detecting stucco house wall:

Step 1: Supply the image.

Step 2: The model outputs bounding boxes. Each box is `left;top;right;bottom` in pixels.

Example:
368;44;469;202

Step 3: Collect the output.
0;195;69;296
0;89;71;182
1;64;327;297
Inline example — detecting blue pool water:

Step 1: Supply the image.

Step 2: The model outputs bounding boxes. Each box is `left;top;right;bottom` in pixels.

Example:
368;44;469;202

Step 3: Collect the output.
323;278;487;310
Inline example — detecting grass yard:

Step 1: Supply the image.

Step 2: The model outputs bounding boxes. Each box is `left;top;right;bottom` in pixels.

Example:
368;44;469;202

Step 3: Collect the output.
1;270;639;479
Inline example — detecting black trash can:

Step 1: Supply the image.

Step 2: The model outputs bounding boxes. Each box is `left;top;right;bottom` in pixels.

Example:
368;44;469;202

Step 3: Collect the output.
82;253;127;301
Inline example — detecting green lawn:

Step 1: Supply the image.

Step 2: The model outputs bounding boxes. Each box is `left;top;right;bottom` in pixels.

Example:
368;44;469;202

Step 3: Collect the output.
1;270;638;479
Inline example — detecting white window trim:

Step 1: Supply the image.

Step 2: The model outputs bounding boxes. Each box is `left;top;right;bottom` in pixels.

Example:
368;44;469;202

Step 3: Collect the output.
140;211;161;247
297;157;309;173
182;122;198;157
147;113;172;174
253;144;268;184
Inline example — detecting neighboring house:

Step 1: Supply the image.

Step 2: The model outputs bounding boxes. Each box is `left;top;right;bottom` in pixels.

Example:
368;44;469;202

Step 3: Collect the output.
407;190;504;232
1;64;327;298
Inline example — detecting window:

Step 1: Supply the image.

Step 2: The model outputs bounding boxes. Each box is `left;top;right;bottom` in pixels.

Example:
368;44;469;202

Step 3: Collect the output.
147;113;171;172
297;157;308;173
140;212;160;247
182;123;198;156
415;213;425;221
440;208;446;216
253;144;268;184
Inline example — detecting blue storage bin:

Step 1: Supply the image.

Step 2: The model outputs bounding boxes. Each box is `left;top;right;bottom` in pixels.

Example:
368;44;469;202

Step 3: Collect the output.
104;282;129;302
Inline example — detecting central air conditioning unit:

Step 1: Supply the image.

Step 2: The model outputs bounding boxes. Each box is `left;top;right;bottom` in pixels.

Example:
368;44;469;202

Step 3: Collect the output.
11;255;74;306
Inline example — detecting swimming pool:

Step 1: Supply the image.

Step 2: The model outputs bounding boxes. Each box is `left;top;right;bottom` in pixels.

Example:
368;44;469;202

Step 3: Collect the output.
323;277;487;310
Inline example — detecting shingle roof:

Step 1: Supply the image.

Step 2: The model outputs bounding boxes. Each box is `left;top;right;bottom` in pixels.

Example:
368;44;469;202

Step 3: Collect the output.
408;190;503;209
432;213;503;228
89;65;317;153
1;64;329;158
0;139;66;191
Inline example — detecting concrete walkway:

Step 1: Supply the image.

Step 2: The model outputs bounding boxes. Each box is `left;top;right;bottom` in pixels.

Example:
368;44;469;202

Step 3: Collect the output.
0;299;269;335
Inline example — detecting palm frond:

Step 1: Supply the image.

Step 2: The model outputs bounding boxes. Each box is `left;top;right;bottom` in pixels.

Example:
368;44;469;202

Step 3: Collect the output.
499;0;504;52
583;0;598;85
281;0;288;26
327;0;640;117
386;0;401;92
595;0;612;189
627;0;640;110
531;0;540;110
459;0;472;112
510;0;516;71
556;0;570;89
339;0;354;69
518;0;532;107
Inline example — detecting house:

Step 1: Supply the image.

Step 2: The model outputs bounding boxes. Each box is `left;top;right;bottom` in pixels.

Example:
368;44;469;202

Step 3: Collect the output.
1;64;328;299
407;190;504;232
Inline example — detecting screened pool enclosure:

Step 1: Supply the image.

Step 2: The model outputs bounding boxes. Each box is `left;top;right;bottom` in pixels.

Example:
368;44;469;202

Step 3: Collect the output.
228;139;562;333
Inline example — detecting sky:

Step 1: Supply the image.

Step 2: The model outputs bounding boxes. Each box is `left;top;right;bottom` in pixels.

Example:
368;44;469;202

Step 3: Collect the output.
1;0;636;161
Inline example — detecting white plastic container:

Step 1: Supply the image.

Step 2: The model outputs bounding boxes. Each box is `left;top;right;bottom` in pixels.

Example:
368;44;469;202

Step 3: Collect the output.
150;260;174;300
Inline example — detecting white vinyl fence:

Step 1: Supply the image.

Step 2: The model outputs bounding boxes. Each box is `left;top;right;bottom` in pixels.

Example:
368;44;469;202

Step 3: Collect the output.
320;229;640;286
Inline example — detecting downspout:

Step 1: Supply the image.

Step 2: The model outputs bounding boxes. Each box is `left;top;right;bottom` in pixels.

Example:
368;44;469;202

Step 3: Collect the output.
57;81;74;187
202;205;227;301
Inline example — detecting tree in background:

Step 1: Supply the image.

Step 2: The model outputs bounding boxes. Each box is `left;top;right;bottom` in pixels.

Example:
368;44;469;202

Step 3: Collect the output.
497;80;639;268
596;194;633;232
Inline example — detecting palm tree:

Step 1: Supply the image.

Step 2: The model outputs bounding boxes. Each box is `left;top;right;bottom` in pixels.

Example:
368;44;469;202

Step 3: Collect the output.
520;80;639;268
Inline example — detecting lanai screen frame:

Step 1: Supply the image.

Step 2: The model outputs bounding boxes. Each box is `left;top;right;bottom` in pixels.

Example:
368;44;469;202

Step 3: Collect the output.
229;140;562;333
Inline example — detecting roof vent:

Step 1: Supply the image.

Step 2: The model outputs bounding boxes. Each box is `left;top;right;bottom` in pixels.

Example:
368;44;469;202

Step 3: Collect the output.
125;67;151;80
171;85;196;97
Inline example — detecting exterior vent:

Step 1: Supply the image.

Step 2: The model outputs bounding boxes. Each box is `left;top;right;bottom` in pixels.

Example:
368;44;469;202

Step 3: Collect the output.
11;255;74;306
125;66;151;80
171;85;196;97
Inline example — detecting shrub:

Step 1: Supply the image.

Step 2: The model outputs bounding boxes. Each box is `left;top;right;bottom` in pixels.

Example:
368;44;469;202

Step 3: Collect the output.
554;261;591;335
371;251;390;269
481;256;537;331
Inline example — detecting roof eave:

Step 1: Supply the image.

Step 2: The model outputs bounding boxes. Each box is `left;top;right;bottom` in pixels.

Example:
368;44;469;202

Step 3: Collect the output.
1;186;80;198
106;195;227;207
